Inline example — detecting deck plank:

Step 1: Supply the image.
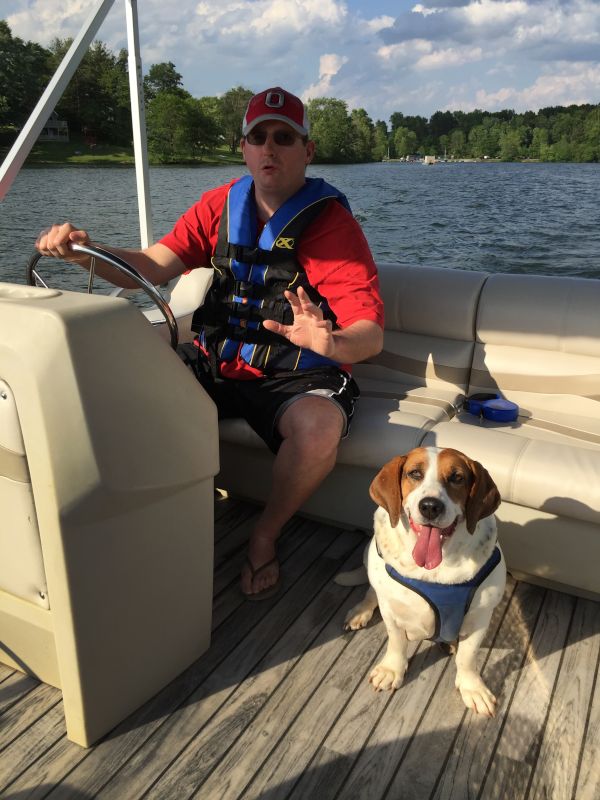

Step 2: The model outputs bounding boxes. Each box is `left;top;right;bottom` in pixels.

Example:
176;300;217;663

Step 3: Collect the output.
0;670;40;716
529;597;600;800
0;701;66;791
478;589;577;799
0;682;61;751
432;579;546;800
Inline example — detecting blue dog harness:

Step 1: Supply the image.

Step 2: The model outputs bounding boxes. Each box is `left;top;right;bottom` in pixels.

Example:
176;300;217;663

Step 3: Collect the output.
378;544;502;644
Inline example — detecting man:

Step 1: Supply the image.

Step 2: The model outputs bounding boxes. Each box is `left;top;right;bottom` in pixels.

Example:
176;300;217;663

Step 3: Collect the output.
36;87;384;599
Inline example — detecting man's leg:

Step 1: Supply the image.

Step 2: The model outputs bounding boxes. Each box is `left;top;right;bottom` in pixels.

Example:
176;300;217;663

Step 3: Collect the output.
241;395;344;595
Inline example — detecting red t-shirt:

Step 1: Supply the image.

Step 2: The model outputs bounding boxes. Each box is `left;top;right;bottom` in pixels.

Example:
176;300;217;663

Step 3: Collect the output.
160;179;384;378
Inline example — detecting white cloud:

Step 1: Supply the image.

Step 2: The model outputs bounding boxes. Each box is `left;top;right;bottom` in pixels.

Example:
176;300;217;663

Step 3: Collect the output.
192;0;347;37
461;0;529;28
411;4;441;17
366;15;395;34
474;63;600;111
302;53;349;100
416;45;483;69
377;39;433;64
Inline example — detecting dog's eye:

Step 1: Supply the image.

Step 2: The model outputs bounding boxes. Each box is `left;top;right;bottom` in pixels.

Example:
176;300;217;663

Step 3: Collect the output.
407;469;423;481
448;472;464;484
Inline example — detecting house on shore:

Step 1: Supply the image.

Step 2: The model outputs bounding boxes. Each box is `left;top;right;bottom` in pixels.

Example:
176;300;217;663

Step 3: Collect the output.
38;111;69;142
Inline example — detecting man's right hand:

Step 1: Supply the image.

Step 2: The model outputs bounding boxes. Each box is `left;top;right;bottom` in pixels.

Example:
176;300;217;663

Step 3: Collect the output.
35;223;92;264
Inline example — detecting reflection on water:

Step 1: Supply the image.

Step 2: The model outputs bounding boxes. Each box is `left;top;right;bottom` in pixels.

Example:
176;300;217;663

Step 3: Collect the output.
1;161;599;289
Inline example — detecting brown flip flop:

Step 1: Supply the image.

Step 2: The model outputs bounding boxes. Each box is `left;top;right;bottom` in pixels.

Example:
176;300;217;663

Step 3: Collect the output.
242;557;282;601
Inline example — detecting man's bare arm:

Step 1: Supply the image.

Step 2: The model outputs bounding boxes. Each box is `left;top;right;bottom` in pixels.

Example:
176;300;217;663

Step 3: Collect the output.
329;318;384;364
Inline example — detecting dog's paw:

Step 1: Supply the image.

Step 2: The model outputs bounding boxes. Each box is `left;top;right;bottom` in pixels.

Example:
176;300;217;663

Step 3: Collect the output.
343;607;374;631
456;672;497;717
343;589;378;631
369;662;407;692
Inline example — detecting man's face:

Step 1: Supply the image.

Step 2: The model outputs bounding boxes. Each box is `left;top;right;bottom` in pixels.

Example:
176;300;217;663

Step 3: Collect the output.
241;120;315;202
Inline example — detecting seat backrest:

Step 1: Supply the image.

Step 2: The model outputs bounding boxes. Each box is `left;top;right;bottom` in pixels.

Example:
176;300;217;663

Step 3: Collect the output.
0;379;49;608
141;268;214;343
352;263;488;395
471;272;600;439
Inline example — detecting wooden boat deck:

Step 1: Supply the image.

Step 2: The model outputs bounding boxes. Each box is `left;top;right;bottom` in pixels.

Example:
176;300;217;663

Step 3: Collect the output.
1;494;599;800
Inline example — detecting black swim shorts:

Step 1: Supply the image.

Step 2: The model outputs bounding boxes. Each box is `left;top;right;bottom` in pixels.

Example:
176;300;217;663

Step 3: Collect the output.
180;351;360;454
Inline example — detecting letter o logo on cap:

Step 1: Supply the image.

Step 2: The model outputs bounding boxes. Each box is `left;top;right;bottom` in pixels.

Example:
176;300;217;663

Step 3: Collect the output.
266;91;284;108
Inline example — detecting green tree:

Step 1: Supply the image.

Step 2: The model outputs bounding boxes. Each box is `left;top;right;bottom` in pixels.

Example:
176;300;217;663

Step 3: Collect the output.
219;86;254;153
146;92;196;162
499;128;522;161
307;97;353;162
393;126;417;157
529;127;548;159
350;108;374;162
144;62;188;102
429;110;456;140
0;20;52;126
372;120;389;161
468;118;501;158
551;137;575;162
186;97;220;156
449;128;466;158
581;110;600;161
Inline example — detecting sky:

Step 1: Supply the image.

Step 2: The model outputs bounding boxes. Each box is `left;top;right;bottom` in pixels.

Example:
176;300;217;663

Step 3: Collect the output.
5;0;600;123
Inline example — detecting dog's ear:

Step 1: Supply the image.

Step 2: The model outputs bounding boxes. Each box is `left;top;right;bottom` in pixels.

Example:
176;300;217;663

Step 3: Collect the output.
369;455;408;529
465;459;501;534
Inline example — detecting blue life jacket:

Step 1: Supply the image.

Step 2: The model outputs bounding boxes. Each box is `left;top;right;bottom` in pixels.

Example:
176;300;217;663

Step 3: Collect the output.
192;175;352;376
379;545;502;644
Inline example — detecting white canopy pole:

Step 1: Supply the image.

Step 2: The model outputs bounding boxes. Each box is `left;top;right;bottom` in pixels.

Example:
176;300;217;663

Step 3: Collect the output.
125;0;153;247
0;0;116;201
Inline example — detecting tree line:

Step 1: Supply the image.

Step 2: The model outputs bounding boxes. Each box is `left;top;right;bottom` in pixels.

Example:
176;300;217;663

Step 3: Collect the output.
1;20;599;163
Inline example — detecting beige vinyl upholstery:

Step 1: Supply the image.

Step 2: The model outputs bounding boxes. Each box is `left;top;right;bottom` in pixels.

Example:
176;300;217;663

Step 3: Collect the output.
217;264;600;600
0;283;219;747
137;265;214;345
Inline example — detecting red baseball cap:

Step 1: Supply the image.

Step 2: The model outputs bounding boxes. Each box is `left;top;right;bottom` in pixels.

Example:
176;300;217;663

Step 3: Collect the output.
242;87;310;137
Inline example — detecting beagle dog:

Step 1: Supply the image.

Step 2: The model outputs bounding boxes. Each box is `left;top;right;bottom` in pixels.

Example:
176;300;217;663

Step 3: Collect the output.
344;446;505;716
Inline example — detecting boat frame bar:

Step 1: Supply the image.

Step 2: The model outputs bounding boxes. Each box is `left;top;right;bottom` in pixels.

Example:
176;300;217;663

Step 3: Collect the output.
0;0;153;247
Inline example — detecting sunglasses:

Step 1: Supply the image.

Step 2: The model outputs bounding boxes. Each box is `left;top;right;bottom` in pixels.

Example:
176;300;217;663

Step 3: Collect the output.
245;129;305;147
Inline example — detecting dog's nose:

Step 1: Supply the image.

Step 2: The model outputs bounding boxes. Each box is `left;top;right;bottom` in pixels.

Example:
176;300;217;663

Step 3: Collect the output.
419;497;445;520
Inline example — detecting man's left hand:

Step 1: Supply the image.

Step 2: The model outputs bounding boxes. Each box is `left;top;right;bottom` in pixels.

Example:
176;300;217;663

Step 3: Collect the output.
262;287;336;358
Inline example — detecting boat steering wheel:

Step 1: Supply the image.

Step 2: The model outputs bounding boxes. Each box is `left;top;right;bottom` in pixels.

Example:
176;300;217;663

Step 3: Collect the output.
26;243;179;349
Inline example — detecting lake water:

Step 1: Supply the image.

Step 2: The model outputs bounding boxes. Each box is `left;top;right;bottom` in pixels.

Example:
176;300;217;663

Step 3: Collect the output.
1;161;599;292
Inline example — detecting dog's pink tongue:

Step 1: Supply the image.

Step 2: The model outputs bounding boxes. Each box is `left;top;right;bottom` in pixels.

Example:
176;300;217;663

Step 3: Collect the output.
412;525;443;570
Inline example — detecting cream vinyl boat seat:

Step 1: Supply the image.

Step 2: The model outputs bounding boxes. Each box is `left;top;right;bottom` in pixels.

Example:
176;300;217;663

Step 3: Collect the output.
216;263;600;600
